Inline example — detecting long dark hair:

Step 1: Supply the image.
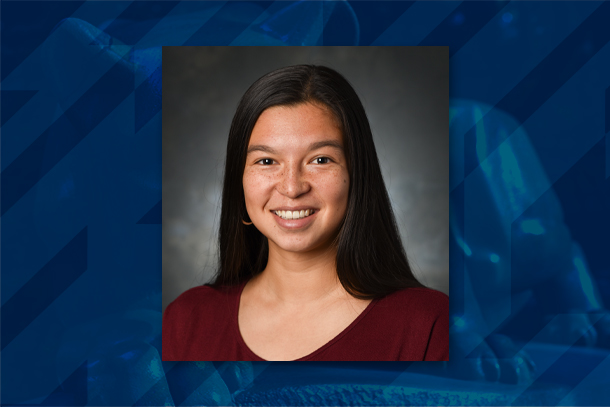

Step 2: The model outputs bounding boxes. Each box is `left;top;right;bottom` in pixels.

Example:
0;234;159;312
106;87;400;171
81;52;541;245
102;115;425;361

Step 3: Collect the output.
213;65;423;299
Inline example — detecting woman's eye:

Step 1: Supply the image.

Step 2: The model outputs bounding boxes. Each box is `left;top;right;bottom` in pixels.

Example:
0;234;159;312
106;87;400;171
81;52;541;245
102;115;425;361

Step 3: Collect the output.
257;158;275;165
313;157;330;164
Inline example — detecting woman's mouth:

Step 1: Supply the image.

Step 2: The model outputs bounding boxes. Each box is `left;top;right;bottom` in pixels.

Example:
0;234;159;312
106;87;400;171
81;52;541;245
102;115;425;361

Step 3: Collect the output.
273;209;316;220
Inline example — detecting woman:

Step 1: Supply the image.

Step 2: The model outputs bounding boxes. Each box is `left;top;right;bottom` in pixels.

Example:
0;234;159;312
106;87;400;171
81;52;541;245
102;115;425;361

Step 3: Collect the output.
163;65;448;361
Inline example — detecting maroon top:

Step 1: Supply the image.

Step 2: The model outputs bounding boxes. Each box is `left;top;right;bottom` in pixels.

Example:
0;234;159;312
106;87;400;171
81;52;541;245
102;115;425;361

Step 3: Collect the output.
162;282;449;361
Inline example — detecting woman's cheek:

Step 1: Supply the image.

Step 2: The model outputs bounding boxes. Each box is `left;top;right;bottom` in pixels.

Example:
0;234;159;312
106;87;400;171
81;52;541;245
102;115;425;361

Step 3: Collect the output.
243;170;273;206
319;169;349;213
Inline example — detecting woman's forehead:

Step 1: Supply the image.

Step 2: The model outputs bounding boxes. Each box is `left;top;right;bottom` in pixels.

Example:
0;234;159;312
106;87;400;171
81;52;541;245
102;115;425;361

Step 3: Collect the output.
248;103;343;150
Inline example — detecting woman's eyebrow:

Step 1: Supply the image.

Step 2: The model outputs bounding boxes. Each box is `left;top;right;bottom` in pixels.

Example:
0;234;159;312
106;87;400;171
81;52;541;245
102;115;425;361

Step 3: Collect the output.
247;145;277;154
308;140;344;152
247;140;344;155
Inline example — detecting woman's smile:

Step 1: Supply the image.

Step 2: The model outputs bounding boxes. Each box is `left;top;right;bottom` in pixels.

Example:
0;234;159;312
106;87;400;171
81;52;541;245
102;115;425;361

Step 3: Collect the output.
272;208;318;229
275;209;313;220
242;102;349;253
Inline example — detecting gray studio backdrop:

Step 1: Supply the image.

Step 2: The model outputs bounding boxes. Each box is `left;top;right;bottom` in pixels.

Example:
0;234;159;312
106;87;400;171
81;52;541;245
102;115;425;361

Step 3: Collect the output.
162;47;448;313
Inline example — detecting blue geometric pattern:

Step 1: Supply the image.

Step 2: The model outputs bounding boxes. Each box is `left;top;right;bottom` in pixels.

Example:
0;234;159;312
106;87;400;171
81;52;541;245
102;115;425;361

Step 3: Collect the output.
1;90;38;126
2;1;609;405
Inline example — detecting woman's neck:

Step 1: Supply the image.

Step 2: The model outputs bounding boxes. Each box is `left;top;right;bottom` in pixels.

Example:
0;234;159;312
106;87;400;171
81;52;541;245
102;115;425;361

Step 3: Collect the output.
250;242;347;306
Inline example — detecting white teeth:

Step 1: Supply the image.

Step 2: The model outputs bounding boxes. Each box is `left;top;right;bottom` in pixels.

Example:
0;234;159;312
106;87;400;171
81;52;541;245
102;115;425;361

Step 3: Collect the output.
274;209;315;220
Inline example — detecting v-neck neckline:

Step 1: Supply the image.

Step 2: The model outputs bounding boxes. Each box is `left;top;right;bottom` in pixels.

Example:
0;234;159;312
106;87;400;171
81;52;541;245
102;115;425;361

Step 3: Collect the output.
232;280;378;361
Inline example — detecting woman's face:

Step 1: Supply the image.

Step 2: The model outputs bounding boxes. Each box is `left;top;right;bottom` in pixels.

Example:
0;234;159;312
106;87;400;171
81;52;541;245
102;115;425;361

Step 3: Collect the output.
243;102;350;255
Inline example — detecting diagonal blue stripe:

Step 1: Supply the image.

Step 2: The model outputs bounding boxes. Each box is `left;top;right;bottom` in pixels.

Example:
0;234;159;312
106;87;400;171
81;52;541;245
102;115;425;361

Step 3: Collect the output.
371;1;461;46
322;1;416;46
606;86;610;133
135;65;162;134
511;338;608;405
349;2;415;46
104;1;179;45
419;1;510;57
41;361;87;406
1;60;134;216
607;133;610;179
1;228;87;351
463;1;610;179
1;90;38;127
132;362;175;406
495;2;610;125
124;2;226;49
0;1;85;81
133;381;173;406
183;1;273;46
137;200;161;225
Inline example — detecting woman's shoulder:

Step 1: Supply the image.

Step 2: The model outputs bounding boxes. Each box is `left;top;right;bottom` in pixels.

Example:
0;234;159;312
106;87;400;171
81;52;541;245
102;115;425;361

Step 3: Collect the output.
376;286;449;321
164;284;242;317
386;286;449;301
354;286;448;360
162;283;245;361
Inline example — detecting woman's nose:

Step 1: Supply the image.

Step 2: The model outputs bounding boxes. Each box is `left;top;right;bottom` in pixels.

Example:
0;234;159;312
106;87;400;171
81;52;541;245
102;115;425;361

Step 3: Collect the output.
277;164;310;198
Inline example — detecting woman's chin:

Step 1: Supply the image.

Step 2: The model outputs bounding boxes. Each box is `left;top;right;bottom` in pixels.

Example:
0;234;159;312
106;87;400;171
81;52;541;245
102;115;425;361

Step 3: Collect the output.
274;242;317;254
268;236;335;256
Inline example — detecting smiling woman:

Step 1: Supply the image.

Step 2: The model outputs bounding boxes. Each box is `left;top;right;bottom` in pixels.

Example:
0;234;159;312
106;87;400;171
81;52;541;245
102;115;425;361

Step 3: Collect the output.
162;64;448;361
243;104;349;256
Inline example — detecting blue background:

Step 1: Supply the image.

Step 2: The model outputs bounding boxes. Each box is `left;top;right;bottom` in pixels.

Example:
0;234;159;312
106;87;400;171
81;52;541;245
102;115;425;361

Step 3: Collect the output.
1;1;609;405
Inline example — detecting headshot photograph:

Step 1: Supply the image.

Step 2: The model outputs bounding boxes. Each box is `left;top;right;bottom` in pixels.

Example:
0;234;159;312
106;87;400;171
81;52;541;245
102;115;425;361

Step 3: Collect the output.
162;47;449;361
